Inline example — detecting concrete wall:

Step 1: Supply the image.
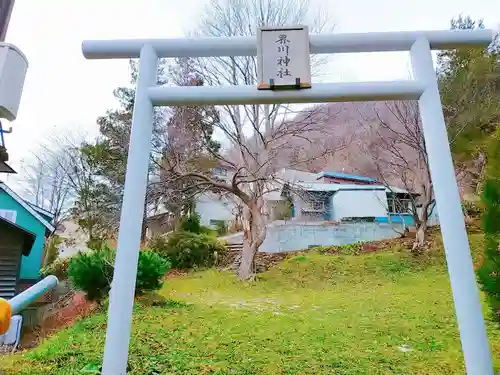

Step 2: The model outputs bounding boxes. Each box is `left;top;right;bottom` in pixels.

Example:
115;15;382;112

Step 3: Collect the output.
0;189;46;280
331;189;388;221
224;221;403;252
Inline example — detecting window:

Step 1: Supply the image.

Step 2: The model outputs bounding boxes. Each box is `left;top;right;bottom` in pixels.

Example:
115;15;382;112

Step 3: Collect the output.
303;199;325;212
0;209;17;223
310;200;325;211
212;167;228;177
388;198;411;214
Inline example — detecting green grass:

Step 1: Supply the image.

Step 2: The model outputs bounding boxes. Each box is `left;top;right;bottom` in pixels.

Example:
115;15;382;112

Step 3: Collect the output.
2;233;500;374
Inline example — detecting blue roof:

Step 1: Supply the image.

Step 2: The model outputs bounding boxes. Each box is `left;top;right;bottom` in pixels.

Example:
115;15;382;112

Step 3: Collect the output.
318;171;377;183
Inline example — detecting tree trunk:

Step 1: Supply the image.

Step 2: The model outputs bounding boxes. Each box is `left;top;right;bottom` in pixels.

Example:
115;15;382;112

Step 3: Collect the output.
239;240;258;280
412;182;433;252
140;198;148;243
413;221;427;251
238;198;266;280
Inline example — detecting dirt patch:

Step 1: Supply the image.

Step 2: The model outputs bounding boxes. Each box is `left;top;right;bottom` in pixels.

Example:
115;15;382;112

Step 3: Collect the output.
19;292;97;350
165;269;188;279
220;250;289;273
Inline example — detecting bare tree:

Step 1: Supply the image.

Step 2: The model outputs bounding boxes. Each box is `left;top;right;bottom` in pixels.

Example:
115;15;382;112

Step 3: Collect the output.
161;0;336;279
360;101;435;250
22;131;119;247
164;103;346;279
20;143;73;230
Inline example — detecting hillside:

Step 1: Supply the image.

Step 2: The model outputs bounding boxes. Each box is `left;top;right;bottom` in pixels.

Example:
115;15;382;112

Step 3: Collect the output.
1;232;499;374
283;101;480;194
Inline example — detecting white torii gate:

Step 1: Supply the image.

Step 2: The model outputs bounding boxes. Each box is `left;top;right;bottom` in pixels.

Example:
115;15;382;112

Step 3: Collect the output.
82;29;494;375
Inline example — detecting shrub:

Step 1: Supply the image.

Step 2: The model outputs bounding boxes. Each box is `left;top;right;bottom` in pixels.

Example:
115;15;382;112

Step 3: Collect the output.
68;247;115;301
158;231;226;269
40;257;71;280
68;246;171;301
209;220;228;236
148;235;169;254
478;129;500;321
136;250;171;293
200;225;217;237
178;213;202;233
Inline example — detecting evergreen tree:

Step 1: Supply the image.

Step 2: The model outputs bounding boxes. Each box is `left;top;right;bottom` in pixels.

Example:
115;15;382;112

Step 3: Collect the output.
477;128;500;320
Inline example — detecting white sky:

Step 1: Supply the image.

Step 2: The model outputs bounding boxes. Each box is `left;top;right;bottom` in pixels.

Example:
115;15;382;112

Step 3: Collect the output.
2;0;499;185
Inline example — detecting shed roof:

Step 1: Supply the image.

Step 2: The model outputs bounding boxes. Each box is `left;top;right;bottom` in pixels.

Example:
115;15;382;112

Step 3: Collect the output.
291;181;383;192
0;182;55;232
288;181;410;194
318;171;377;183
25;201;54;217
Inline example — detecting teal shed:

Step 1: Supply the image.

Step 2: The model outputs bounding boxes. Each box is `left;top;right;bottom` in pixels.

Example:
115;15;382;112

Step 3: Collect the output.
0;182;54;298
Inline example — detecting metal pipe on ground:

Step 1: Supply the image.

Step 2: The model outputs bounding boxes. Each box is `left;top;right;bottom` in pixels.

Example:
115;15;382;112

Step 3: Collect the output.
9;275;59;315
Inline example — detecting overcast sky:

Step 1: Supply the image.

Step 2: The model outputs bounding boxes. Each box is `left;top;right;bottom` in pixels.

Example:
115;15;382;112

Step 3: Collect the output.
2;0;499;185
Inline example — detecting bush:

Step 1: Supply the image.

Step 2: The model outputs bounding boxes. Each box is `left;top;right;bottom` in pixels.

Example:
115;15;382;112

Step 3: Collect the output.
156;231;226;269
148;235;169;254
136;250;171;293
200;225;217;237
178;213;202;233
212;220;228;236
40;257;71;280
478;129;500;321
68;246;171;302
68;247;115;301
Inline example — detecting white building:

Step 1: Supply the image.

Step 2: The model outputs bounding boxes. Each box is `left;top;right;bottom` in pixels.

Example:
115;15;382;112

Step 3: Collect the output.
146;167;436;237
283;181;415;225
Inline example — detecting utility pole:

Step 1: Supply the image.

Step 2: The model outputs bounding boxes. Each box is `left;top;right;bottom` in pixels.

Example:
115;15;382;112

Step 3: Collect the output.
0;0;15;42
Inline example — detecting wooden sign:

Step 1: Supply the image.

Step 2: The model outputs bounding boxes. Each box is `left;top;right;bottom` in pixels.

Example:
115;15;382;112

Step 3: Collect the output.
257;25;312;90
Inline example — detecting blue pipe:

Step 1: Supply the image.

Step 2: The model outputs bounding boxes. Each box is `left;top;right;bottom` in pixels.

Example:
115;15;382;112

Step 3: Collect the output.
9;275;59;315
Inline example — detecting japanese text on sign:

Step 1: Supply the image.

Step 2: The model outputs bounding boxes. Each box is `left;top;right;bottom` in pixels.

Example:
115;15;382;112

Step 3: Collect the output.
257;26;312;89
275;34;292;78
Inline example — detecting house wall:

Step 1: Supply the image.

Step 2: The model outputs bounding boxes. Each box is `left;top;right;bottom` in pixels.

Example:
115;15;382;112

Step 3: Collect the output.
211;167;235;183
331;189;388;221
0;190;46;280
195;194;237;227
290;192;330;221
290;194;314;221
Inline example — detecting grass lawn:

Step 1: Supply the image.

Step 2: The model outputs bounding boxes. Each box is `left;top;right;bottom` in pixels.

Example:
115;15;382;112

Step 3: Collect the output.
1;233;500;374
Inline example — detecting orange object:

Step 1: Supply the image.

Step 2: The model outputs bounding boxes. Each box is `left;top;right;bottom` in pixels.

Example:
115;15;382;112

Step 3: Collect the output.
0;298;12;334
